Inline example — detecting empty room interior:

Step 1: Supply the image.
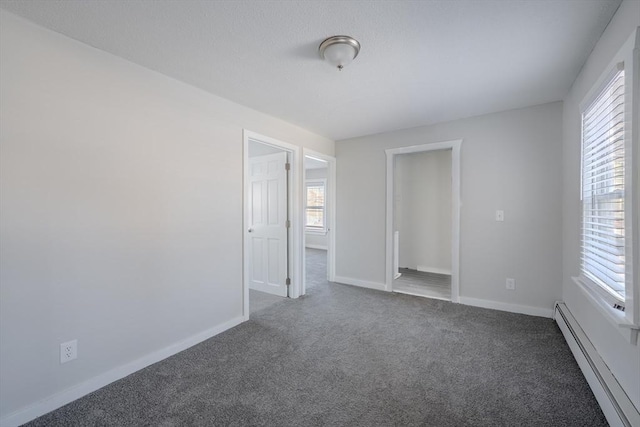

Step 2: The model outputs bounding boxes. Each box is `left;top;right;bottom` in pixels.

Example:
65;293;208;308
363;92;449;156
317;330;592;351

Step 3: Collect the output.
0;1;639;426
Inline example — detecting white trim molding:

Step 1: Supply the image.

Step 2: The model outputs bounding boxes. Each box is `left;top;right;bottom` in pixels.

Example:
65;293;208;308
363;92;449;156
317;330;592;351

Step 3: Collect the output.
459;297;553;318
572;276;639;344
0;316;246;427
385;139;462;302
243;130;303;312
574;28;640;343
302;149;337;293
334;276;387;292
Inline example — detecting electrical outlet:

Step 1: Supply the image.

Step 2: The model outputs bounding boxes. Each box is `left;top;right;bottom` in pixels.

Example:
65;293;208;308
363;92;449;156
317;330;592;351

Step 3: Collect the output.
60;339;77;364
506;278;516;290
495;210;504;222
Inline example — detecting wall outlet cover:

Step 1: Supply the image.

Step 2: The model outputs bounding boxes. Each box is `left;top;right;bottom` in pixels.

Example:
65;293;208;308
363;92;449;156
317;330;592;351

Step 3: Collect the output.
60;339;77;364
506;278;516;290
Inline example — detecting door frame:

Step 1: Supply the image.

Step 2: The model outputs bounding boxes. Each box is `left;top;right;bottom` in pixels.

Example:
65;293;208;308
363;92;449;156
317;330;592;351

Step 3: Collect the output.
302;149;337;295
385;139;462;302
243;130;302;320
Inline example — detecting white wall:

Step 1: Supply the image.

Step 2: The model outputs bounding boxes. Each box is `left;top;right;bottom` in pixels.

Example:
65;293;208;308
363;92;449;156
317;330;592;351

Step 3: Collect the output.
0;11;334;423
248;140;285;157
336;102;563;314
305;167;328;249
395;150;452;274
561;0;640;409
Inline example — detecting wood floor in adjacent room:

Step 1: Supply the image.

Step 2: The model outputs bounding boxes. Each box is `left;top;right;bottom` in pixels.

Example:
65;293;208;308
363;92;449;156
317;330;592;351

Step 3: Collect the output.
394;268;452;301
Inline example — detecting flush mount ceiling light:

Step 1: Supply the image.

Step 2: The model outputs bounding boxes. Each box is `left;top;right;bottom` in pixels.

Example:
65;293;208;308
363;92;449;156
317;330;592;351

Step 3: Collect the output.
319;35;360;71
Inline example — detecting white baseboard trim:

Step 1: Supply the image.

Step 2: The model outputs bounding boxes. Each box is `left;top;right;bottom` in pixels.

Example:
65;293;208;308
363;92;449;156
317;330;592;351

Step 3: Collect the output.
394;288;450;301
0;316;246;427
334;276;387;292
458;296;553;318
305;244;327;250
416;265;452;275
554;302;639;427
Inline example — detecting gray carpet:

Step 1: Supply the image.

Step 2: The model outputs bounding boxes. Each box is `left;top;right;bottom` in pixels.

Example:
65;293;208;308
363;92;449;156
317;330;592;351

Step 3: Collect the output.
26;261;606;426
249;289;286;315
248;248;327;315
305;247;327;290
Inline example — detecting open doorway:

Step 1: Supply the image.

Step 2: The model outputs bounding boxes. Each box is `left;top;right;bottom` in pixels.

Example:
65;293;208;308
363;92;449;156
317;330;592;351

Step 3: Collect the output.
303;150;336;295
385;140;461;302
243;131;301;319
393;149;452;300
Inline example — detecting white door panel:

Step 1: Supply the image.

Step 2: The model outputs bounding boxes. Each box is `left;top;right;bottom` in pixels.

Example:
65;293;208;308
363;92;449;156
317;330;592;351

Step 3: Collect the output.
248;152;288;297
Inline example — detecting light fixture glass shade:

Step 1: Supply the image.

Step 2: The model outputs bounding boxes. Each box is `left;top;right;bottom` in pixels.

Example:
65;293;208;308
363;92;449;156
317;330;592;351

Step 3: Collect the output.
323;43;357;69
319;36;360;70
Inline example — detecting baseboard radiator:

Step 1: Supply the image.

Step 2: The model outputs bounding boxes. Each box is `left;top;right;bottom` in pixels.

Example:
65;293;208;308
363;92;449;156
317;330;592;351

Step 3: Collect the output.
554;302;639;427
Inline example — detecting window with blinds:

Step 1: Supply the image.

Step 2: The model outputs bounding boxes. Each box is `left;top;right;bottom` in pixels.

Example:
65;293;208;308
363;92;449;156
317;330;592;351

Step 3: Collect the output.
580;66;626;302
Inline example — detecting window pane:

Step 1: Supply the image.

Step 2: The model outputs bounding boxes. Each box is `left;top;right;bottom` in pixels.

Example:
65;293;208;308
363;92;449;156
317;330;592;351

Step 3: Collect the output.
581;68;625;301
306;208;324;228
307;185;324;208
305;181;325;230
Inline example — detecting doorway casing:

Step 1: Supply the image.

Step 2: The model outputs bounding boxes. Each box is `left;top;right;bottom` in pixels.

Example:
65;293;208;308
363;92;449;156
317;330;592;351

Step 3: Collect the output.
243;130;302;320
302;149;337;295
385;140;462;302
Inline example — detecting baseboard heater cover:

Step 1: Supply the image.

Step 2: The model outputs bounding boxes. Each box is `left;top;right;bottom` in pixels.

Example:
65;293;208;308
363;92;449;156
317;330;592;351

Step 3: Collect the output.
554;302;639;427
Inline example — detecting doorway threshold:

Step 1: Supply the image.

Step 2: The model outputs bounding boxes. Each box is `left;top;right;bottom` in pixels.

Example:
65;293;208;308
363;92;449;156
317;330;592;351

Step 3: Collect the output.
393;268;451;301
393;287;451;302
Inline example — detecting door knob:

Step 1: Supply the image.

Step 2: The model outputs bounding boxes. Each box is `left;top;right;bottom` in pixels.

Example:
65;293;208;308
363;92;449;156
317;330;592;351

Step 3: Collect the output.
248;228;253;233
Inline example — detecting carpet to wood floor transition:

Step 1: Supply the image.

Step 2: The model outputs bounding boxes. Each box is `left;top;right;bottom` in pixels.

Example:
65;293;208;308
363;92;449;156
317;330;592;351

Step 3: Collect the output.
26;249;606;426
394;268;452;301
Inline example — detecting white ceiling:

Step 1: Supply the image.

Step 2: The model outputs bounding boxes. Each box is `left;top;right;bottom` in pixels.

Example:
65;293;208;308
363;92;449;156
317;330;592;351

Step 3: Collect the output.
0;0;621;141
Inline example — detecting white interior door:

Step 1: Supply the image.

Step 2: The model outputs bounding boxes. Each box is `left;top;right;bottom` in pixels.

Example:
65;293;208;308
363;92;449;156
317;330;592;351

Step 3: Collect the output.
248;152;289;297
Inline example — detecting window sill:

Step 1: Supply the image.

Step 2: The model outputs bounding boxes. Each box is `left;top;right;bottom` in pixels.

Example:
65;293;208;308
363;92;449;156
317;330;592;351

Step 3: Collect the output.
572;276;639;345
305;229;327;236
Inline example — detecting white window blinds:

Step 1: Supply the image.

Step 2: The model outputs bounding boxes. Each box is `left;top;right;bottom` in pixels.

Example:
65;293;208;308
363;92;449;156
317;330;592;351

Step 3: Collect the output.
581;66;626;301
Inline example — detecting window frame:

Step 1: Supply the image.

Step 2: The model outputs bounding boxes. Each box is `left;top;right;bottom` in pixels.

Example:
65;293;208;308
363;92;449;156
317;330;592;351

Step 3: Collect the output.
579;64;626;307
573;29;639;341
305;179;327;234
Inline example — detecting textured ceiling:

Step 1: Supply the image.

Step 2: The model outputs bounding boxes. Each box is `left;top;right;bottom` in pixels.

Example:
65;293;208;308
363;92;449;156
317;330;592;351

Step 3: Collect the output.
0;0;621;141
